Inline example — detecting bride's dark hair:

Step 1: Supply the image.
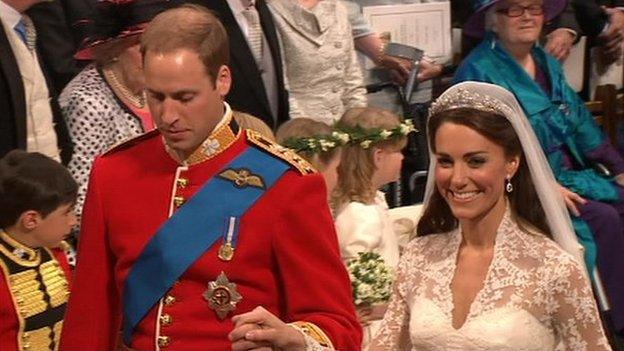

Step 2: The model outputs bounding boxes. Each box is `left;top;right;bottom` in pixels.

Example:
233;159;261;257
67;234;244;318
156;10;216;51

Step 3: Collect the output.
416;107;551;238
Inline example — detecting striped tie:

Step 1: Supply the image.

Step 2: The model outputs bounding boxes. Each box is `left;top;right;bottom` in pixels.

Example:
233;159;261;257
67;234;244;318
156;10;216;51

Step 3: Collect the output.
14;18;27;45
14;16;35;51
242;1;263;64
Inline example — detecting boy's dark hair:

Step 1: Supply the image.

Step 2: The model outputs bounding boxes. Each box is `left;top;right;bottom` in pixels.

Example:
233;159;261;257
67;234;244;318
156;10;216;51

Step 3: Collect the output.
0;150;78;228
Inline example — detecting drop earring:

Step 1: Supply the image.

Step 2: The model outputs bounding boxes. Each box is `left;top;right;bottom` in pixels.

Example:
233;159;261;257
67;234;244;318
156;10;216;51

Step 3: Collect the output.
505;175;513;193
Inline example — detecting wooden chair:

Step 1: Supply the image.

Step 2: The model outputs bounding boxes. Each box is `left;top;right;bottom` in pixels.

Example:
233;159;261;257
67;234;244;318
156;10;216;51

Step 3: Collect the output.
586;84;618;144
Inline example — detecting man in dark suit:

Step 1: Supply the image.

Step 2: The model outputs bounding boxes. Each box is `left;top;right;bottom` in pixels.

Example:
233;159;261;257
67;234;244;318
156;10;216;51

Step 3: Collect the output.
572;0;624;63
27;1;82;92
0;0;73;164
184;0;289;130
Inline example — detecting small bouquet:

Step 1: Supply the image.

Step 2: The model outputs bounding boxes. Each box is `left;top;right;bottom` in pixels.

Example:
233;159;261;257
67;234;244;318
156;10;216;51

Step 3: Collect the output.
346;252;394;306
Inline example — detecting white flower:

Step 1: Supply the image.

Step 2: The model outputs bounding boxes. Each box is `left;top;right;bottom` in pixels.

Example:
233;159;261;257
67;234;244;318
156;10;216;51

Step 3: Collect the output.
319;140;336;151
360;140;372;149
202;138;221;156
399;120;415;134
332;131;350;144
380;130;393;139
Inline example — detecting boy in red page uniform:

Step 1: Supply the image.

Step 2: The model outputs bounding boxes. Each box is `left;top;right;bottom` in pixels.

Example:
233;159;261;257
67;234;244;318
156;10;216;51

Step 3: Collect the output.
0;150;77;351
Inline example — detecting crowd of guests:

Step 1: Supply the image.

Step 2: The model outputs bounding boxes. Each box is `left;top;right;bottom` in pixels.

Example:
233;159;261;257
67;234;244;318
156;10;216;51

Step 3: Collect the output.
1;0;624;350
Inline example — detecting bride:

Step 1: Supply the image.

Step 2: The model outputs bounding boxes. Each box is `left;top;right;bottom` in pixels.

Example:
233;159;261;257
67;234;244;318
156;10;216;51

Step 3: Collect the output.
369;82;611;350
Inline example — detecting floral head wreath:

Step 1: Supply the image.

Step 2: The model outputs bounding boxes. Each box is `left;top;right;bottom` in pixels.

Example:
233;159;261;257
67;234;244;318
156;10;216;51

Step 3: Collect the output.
281;131;350;154
339;119;416;149
281;119;416;153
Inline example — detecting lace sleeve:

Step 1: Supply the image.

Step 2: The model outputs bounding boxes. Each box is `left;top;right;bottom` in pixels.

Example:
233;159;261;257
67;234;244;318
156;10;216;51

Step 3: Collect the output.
551;257;612;351
368;249;412;350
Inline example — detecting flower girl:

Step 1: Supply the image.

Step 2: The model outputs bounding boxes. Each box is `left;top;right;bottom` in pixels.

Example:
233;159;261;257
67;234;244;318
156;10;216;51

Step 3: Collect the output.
332;107;414;349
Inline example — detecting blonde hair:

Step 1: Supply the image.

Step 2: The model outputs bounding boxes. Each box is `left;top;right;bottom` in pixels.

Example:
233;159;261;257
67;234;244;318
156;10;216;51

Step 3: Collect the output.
233;111;275;141
332;107;406;209
275;118;339;171
141;4;229;84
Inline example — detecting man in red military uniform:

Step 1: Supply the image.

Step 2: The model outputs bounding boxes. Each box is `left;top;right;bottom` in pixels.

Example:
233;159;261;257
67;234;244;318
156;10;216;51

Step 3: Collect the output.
59;5;361;351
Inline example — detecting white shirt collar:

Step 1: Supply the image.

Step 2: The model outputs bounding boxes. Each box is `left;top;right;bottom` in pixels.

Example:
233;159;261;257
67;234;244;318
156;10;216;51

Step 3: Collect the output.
0;1;22;29
226;0;255;15
212;101;232;132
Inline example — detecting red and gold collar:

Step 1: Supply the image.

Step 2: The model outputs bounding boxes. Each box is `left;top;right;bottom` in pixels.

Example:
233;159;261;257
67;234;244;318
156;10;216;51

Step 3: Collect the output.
165;103;241;166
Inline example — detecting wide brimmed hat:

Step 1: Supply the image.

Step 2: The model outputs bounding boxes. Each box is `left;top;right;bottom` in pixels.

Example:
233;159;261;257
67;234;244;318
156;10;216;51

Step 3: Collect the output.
463;0;567;39
75;0;174;60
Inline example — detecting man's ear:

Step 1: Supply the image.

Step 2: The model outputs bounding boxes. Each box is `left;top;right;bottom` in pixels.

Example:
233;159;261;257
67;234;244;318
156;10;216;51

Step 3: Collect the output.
215;65;232;97
19;210;42;231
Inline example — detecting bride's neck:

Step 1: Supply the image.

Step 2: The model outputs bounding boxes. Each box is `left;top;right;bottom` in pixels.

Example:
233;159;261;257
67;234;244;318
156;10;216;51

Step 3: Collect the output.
459;196;507;250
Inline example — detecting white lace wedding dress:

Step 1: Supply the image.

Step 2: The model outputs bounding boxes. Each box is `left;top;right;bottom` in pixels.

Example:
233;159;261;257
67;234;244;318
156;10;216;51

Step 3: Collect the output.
369;210;612;351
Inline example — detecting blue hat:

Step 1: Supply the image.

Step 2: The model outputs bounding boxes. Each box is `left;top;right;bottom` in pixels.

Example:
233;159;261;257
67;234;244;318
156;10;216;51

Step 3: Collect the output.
464;0;567;38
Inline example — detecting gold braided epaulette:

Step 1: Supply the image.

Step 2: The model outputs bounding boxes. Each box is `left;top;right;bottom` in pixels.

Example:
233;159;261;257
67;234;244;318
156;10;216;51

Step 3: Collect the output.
102;129;160;156
245;130;316;175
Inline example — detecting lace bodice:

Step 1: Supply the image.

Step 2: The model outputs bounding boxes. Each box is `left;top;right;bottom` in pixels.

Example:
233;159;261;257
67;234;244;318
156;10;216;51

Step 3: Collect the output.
370;211;611;351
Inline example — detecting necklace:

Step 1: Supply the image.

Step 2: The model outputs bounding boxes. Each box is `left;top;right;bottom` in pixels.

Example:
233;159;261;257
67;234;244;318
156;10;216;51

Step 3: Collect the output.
103;67;147;109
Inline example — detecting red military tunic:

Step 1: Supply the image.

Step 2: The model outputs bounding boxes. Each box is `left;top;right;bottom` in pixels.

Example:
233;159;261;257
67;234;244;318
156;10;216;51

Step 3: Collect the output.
0;230;73;351
60;114;361;351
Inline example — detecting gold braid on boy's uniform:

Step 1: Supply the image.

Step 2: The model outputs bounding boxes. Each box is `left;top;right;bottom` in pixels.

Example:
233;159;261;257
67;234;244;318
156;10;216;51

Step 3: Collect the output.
0;230;70;351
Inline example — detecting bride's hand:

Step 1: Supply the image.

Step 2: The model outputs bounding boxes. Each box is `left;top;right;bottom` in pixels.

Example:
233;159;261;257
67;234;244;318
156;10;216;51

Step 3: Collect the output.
558;184;587;216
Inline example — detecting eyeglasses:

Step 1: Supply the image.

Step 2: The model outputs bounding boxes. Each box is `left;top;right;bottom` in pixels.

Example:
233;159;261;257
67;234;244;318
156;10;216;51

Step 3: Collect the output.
496;4;544;17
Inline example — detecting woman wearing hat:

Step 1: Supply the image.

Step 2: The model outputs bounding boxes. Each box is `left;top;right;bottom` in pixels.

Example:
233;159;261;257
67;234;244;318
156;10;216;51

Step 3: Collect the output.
454;0;624;337
59;0;172;226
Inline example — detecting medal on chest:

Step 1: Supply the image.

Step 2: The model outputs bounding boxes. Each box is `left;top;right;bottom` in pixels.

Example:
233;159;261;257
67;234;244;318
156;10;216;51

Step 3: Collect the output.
218;216;240;261
203;271;242;319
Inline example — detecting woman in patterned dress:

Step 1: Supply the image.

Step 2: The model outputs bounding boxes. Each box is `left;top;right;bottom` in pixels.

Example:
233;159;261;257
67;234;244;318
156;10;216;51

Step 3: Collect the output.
59;0;172;226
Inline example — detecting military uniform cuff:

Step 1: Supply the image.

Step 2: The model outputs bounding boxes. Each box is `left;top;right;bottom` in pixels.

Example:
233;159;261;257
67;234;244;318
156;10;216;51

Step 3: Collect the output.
288;322;335;351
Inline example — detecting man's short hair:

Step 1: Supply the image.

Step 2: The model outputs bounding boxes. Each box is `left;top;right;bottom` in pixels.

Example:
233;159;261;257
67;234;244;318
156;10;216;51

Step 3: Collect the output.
0;150;78;228
141;4;230;83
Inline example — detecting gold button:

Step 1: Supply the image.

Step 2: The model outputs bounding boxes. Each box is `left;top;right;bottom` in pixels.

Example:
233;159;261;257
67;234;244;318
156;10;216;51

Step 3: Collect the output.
158;335;170;347
176;178;189;188
160;313;172;326
164;295;176;306
173;196;185;207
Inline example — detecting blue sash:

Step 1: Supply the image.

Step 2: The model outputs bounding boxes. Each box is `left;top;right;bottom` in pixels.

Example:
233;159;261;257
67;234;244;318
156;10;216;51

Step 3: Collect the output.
122;146;290;343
